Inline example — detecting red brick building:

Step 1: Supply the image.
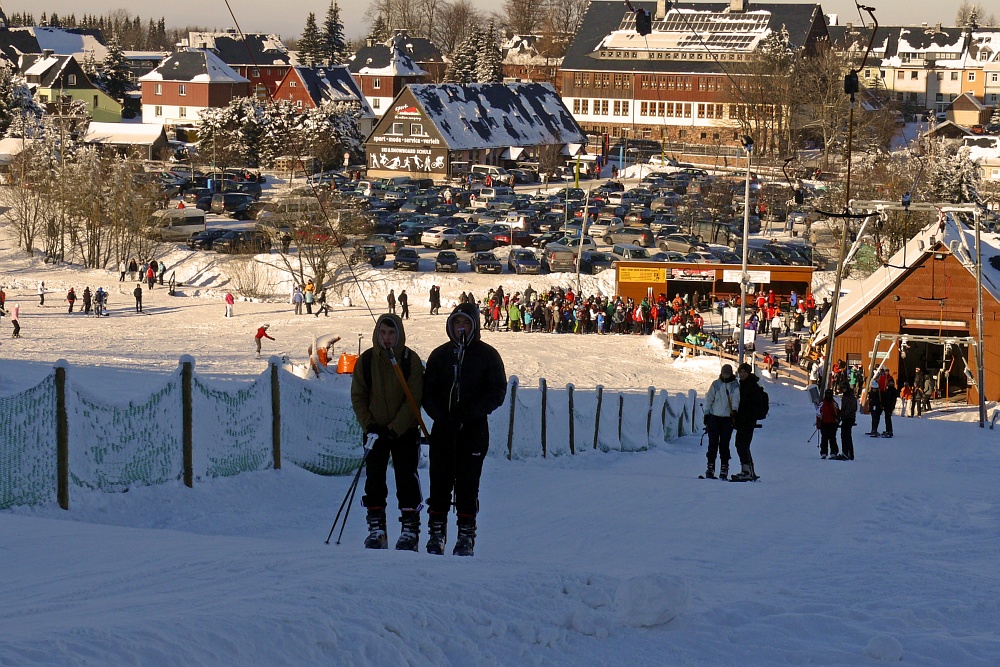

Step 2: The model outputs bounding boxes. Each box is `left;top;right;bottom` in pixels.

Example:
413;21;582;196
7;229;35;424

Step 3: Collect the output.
139;48;250;126
183;31;292;101
274;65;376;135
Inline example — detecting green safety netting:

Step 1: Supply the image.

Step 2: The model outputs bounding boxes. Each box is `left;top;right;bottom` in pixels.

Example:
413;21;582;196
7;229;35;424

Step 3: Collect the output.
278;371;364;475
0;375;57;509
193;374;272;478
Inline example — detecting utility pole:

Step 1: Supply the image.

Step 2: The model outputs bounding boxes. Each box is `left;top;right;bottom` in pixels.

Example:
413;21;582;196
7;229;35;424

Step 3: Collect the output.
737;135;753;367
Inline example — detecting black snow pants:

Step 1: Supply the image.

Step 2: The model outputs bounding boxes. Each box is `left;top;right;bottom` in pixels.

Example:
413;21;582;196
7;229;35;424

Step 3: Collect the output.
362;427;422;511
428;418;488;518
705;414;733;468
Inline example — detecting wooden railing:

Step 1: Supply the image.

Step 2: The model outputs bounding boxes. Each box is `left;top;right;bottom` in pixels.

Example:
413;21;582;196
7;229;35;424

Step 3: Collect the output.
669;339;811;386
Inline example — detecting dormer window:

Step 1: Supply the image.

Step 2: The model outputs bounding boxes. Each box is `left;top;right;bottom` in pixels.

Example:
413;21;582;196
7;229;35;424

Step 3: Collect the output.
289;81;296;87
373;78;381;89
154;83;162;95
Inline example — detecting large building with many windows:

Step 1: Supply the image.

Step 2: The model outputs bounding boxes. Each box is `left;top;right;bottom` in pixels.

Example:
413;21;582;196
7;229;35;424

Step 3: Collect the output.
559;0;828;146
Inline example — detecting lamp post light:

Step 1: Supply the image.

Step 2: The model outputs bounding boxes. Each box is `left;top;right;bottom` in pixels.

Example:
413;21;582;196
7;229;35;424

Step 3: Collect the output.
737;135;754;367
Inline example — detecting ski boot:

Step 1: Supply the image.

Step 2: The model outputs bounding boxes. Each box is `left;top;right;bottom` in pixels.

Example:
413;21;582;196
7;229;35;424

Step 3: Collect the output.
729;464;758;482
719;463;729;480
453;515;477;557
426;513;447;555
701;462;716;479
363;509;388;549
395;510;420;552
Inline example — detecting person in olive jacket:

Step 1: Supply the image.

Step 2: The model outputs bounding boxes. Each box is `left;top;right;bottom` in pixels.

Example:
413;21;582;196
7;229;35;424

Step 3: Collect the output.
422;302;507;557
351;313;424;551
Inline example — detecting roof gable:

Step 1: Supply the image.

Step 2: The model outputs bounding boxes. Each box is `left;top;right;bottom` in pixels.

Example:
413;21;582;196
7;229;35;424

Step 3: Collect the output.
139;48;249;84
296;65;374;116
0;26;107;63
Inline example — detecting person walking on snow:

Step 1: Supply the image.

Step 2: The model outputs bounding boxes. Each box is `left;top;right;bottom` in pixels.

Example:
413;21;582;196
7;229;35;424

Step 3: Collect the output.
731;363;762;481
37;281;45;306
66;287;77;313
133;283;143;313
880;376;899;437
119;260;127;282
387;289;396;314
399;289;409;319
255;324;274;357
816;388;840;459
82;287;92;316
224;292;235;318
422;303;507;556
703;364;740;479
10;303;20;338
350;314;424;551
839;384;858;460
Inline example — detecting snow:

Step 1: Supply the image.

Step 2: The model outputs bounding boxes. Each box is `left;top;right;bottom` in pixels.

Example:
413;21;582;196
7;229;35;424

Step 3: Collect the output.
2;202;1000;665
15;26;109;61
83;122;165;145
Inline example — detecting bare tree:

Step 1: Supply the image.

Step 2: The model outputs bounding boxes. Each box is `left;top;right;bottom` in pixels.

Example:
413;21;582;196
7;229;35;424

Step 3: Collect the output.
433;0;481;55
229;257;275;299
503;0;545;35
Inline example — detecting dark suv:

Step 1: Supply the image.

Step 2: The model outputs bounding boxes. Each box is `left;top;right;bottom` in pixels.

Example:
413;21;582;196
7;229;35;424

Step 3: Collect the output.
349;244;387;266
214;230;271;254
210;193;256;219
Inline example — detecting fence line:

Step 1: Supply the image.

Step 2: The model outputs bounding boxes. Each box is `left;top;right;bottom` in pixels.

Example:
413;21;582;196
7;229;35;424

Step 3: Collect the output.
1;362;709;511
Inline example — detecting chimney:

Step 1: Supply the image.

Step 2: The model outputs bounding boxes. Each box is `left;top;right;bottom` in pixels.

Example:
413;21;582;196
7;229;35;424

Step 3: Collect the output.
935;23;941;33
42;48;54;58
656;0;667;20
845;22;852;30
729;0;746;13
366;37;375;48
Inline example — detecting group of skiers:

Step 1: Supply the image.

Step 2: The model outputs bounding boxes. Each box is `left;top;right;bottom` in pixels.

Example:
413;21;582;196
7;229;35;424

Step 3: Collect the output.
350;304;507;557
291;280;330;317
702;363;768;481
118;257;167;287
61;286;109;316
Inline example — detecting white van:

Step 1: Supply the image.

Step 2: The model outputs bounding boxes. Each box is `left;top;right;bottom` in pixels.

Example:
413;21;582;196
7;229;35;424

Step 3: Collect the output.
354;180;385;197
152;208;206;241
471;164;513;185
470;186;515;209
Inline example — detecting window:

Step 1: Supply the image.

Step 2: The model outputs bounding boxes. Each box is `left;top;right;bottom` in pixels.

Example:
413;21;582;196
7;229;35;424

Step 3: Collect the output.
678;129;686;139
178;84;187;96
968;71;976;81
910;71;918;80
700;132;707;139
373;78;381;89
390;122;404;134
39;93;48;102
991;94;998;103
296;100;303;109
597;100;608;115
613;100;621;116
67;74;77;85
93;95;98;108
573;99;580;114
580;99;588;114
880;70;885;79
683;103;691;118
410;123;424;135
936;93;943;101
373;98;380;109
864;69;871;78
897;71;904;79
951;72;959;80
154;105;163;117
179;106;187;118
936;71;944;81
697;104;706;118
252;68;259;77
154;83;162;95
289;81;296;87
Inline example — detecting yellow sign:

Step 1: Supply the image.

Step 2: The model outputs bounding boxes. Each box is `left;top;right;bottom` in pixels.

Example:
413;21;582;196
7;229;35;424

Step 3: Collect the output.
619;267;666;283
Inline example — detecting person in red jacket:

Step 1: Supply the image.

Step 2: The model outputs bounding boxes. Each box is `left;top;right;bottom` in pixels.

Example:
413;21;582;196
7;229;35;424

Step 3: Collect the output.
816;388;841;459
255;324;274;357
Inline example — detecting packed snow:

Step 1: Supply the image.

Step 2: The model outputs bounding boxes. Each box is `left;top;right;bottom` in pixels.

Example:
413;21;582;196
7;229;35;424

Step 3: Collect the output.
2;204;999;665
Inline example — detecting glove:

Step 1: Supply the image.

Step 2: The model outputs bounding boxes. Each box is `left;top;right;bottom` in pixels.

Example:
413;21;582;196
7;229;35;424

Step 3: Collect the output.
366;425;392;441
703;415;709;427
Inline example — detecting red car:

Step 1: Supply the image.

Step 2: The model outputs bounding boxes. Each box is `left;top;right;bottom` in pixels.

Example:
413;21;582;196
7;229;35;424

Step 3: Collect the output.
491;228;533;247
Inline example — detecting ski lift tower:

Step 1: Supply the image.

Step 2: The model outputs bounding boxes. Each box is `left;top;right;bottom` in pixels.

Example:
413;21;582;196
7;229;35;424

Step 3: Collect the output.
822;200;986;427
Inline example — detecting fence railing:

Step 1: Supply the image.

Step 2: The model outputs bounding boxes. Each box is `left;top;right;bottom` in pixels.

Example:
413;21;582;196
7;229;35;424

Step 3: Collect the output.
1;361;707;510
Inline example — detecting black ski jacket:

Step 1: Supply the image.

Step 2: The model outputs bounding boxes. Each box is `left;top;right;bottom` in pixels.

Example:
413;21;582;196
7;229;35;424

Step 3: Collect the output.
734;372;761;429
423;303;507;430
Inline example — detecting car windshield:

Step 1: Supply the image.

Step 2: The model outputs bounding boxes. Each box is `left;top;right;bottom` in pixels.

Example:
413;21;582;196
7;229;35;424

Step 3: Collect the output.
439;252;457;259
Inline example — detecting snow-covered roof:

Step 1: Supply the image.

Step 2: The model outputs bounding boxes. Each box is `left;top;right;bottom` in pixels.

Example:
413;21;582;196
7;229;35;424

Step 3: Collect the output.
502;35;562;67
23;55;59;77
295;66;375;117
814;211;1000;344
400;82;587;151
0;26;108;63
356;33;427;77
183;32;291;67
348;31;443;75
18;53;76;89
139;49;249;84
83;122;167;146
0;137;38;164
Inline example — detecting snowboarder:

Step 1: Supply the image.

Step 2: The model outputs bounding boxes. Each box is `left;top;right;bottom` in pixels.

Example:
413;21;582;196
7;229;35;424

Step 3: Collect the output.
702;364;739;479
731;363;762;481
133;284;143;313
350;314;424;551
255;324;274;357
422;303;507;556
224;292;235;318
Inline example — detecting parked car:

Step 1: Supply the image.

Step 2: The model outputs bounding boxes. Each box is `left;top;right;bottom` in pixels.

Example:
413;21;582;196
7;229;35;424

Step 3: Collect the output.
684;250;722;264
546;235;596;256
603;227;654;247
492;227;533;247
610;243;651;261
454;232;496;252
214;230;271;254
587;217;625;238
656;233;701;253
533;231;567;249
508;248;542;274
434;250;459;272
393;247;421;271
649;250;688;262
366;233;404;254
421;226;463;248
470;251;503;274
350;244;388;266
579;250;616;274
187;228;229;250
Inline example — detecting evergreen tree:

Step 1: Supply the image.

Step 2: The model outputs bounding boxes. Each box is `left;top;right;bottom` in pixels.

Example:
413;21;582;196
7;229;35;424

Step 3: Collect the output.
0;62;46;138
475;22;503;84
367;15;389;43
98;38;133;105
322;1;350;65
300;12;322;67
446;26;481;83
927;141;981;204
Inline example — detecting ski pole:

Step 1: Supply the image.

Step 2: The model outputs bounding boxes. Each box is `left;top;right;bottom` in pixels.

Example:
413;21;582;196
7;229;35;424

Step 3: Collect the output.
806;428;817;444
325;433;377;545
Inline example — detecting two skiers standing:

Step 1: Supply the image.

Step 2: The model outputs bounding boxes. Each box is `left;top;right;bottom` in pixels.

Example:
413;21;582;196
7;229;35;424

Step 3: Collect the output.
703;364;739;479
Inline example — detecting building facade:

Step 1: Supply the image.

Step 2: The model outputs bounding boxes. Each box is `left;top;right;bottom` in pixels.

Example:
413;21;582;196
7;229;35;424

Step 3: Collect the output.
274;65;376;136
182;32;292;101
20;51;122;122
349;31;440;116
138;48;250;126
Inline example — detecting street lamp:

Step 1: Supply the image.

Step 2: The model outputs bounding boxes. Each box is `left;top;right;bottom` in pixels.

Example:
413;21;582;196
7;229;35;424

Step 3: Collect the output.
737;135;754;367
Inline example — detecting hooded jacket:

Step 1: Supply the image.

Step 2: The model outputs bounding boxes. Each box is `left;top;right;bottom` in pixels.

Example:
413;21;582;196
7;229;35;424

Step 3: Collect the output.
351;313;424;436
705;373;740;418
734;372;762;429
423;303;506;426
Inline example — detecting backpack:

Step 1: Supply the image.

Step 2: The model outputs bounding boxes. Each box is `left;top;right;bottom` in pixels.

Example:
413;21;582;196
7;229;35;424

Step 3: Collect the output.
755;384;769;420
361;347;412;387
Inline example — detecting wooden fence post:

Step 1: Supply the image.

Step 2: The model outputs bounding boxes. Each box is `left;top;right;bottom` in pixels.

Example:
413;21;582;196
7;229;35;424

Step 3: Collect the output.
540;378;547;458
506;377;518;460
181;357;193;488
567;383;575;455
55;361;69;510
646;386;655;436
271;359;281;470
593;385;603;450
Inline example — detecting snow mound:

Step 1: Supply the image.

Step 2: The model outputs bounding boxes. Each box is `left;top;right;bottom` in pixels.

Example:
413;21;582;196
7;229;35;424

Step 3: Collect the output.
614;573;688;627
865;634;903;662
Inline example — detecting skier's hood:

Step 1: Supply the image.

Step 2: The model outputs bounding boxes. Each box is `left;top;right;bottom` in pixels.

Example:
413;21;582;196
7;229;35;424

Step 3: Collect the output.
372;312;407;357
447;302;481;347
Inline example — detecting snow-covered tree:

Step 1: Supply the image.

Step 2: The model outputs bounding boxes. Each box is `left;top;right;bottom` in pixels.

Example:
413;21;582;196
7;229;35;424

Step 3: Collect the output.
197;98;269;168
322;1;350;65
367;15;389;43
926;142;981;204
446;26;481;83
97;38;132;105
475;22;503;83
299;12;322;67
0;62;45;138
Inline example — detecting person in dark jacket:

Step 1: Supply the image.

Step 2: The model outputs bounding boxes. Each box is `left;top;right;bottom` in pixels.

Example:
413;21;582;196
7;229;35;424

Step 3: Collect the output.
816;389;840;459
422;303;507;556
839;384;858;460
881;376;899;437
731;363;761;481
350;314;424;550
133;283;143;313
867;376;883;435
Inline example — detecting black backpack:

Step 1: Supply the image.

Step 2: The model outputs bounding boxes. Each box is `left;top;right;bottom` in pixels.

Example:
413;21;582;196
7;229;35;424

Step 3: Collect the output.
755;384;769;420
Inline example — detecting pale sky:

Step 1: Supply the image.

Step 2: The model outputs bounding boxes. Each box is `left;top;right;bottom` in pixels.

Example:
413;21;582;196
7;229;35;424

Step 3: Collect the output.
3;0;974;45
